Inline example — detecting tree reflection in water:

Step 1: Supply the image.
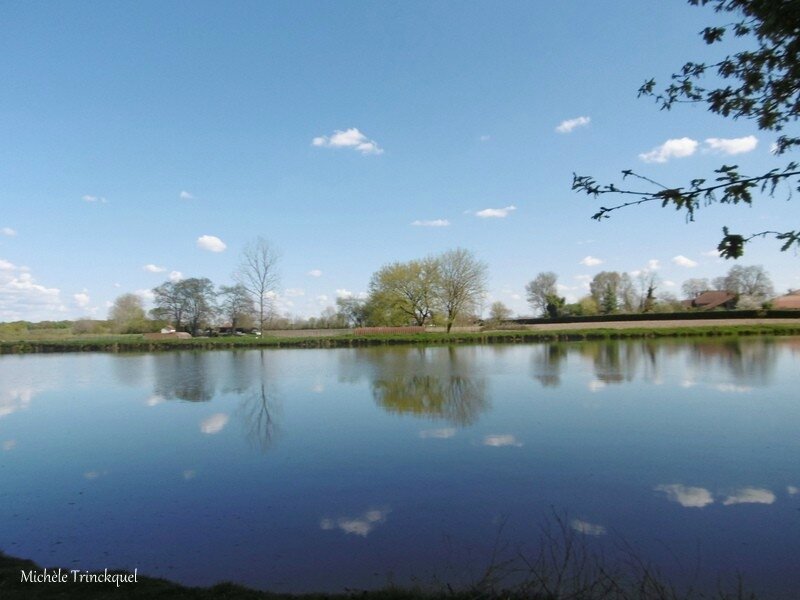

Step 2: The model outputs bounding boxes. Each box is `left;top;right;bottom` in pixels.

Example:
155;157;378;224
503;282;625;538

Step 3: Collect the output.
151;352;215;402
529;343;569;387
238;380;280;452
344;346;489;426
110;349;282;450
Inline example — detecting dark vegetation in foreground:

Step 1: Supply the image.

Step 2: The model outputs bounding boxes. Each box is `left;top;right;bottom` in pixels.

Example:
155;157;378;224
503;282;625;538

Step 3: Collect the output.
0;515;762;600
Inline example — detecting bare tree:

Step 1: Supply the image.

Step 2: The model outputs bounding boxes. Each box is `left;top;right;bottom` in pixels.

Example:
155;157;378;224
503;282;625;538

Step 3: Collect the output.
435;248;488;333
235;237;280;333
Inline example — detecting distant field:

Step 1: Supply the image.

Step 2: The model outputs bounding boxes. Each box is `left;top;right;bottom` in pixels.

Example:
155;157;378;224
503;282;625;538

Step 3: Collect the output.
1;319;800;354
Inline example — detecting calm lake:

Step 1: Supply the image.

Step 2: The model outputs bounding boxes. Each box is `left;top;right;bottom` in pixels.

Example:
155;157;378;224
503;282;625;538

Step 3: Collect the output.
1;338;799;597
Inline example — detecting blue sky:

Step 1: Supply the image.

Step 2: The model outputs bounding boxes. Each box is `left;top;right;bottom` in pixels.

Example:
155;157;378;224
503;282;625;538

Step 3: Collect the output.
1;1;797;321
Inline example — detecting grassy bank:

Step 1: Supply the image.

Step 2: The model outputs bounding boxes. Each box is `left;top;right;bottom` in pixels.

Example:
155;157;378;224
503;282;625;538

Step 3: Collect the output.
1;323;800;354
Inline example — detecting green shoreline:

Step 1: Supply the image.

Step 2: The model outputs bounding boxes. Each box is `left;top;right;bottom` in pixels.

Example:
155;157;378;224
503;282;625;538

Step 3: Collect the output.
1;322;800;354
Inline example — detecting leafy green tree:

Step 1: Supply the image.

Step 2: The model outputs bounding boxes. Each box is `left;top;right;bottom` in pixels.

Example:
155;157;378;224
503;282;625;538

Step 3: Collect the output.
108;293;149;333
487;301;513;324
573;0;800;258
336;296;368;327
544;293;566;318
368;258;439;326
525;272;558;317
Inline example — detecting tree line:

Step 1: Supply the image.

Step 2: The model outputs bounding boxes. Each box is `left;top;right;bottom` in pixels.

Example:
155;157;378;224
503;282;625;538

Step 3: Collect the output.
520;264;776;319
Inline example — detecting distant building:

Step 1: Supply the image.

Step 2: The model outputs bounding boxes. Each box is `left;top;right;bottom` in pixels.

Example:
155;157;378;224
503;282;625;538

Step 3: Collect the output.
772;290;800;309
682;290;738;310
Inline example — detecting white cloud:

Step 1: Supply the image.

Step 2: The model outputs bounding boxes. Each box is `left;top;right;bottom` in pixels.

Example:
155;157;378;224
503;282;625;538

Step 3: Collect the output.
82;195;107;203
143;264;166;273
419;428;456;439
580;256;603;267
179;191;195;200
788;486;799;496
308;269;323;278
412;219;450;227
73;292;90;308
722;487;775;506
570;519;606;536
639;137;698;163
483;434;522;447
312;128;383;155
0;262;67;321
196;235;227;252
316;294;329;304
320;508;390;537
1;227;16;237
702;249;722;258
169;270;183;282
647;259;660;270
284;288;305;297
556;116;590;133
663;280;677;287
479;135;491;142
476;205;516;218
336;288;363;299
672;255;698;268
134;289;155;302
655;484;714;508
705;135;758;155
200;413;229;435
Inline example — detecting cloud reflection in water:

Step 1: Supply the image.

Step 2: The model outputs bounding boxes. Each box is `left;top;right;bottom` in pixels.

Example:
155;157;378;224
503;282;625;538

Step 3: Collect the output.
722;487;775;506
320;507;391;537
200;413;229;434
655;484;714;508
570;519;606;536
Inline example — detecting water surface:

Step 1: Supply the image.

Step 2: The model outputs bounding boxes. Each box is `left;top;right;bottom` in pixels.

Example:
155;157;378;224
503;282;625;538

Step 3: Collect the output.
1;339;798;597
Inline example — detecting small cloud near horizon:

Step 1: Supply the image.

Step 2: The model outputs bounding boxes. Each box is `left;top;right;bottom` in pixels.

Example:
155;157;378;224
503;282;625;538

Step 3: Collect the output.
1;227;16;237
308;269;323;278
312;128;383;155
82;195;107;203
412;219;450;227
556;116;590;133
179;191;195;200
672;255;698;268
143;264;166;273
476;205;516;218
196;235;227;253
580;256;603;267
